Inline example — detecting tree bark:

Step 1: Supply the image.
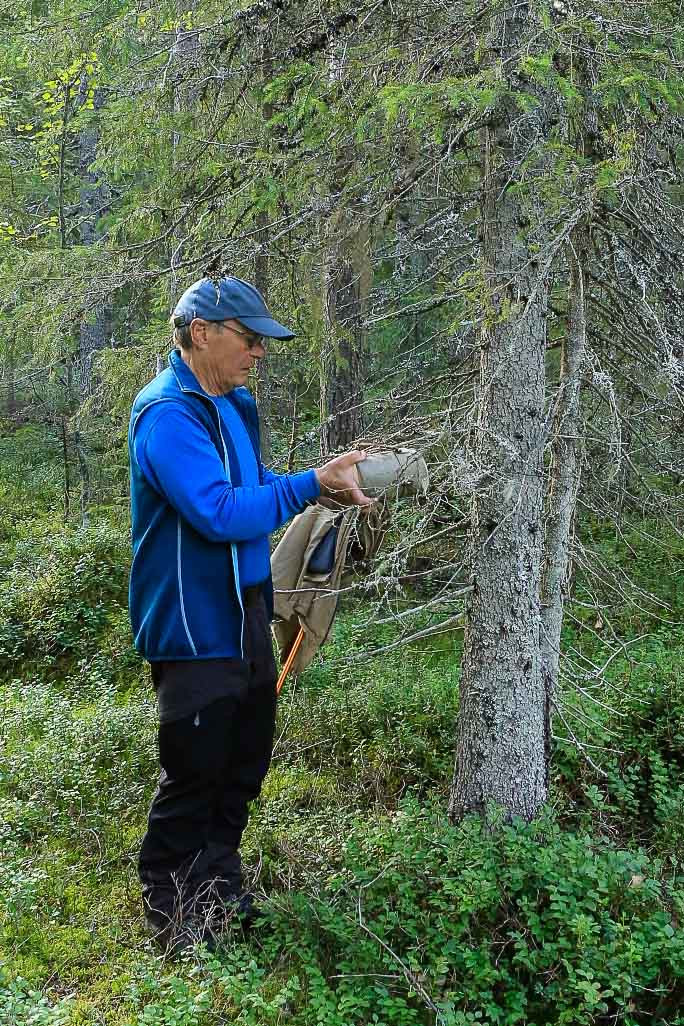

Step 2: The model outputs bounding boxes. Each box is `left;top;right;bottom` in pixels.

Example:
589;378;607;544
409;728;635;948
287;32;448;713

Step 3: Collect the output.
450;3;551;823
540;233;588;731
77;82;111;400
61;416;71;522
75;81;111;520
254;205;273;465
539;44;596;719
320;47;367;456
4;349;16;418
74;427;90;527
169;10;200;301
320;244;365;455
394;134;427;354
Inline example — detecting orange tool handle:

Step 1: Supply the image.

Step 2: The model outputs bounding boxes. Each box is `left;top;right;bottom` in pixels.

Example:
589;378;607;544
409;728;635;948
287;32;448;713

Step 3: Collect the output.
276;625;305;694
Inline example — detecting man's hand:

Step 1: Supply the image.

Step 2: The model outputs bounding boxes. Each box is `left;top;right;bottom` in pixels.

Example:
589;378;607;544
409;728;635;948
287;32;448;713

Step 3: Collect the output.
315;450;374;508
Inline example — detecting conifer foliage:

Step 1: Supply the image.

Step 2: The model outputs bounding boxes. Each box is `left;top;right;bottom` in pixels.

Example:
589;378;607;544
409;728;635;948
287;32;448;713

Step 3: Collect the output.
1;0;684;819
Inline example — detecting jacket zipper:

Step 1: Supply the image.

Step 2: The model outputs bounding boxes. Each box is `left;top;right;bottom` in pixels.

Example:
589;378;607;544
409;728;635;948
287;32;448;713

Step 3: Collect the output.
171;373;246;659
177;517;198;656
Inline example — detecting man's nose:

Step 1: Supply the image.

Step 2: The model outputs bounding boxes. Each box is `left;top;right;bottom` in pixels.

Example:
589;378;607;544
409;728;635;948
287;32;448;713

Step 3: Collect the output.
252;341;266;359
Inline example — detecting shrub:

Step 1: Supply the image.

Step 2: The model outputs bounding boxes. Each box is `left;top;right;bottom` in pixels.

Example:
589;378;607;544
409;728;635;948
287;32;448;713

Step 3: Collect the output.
0;425;64;540
0;523;130;675
0;969;72;1026
206;800;684;1026
1;686;156;845
552;631;684;860
279;611;460;798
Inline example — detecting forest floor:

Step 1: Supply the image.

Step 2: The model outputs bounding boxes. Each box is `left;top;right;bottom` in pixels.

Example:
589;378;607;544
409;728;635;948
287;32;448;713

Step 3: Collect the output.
1;428;684;1025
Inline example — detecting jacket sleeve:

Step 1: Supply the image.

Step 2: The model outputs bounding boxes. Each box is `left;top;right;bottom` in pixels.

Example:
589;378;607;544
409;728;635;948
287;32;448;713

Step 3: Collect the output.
134;405;320;542
260;464;280;487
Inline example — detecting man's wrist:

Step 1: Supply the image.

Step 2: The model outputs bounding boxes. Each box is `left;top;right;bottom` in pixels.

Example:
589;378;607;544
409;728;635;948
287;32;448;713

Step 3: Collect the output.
313;468;324;496
298;467;322;501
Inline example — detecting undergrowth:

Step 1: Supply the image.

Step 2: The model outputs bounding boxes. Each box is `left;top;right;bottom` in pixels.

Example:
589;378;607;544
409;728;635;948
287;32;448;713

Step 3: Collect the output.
0;510;683;1024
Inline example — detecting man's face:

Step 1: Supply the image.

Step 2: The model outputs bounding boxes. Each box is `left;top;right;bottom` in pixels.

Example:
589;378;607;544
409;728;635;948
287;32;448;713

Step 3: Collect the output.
190;317;266;391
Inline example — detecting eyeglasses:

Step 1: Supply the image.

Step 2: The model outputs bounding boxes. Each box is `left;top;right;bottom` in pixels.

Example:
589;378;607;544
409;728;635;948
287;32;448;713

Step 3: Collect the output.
216;321;265;349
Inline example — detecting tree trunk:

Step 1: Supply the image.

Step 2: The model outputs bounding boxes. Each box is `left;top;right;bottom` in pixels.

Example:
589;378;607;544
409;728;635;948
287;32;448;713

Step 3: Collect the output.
76;81;111;519
320;47;366;456
61;416;71;522
320;244;365;455
394;135;426;354
4;349;16;418
74;427;90;527
254;207;273;466
539;48;596;707
77;83;111;399
169;11;200;301
540;233;588;724
449;3;551;823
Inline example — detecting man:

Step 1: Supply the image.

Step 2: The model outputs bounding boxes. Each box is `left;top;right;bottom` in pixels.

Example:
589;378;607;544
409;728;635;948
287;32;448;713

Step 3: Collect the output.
128;274;371;953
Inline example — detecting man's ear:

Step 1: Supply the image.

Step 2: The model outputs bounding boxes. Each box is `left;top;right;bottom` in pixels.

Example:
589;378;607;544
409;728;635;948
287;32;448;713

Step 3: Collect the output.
189;318;210;350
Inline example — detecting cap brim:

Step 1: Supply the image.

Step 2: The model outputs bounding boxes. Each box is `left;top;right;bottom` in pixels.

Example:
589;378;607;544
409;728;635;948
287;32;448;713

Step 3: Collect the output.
237;315;295;340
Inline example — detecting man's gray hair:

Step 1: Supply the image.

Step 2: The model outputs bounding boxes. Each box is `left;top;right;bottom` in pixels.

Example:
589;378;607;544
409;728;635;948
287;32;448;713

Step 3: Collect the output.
170;318;193;351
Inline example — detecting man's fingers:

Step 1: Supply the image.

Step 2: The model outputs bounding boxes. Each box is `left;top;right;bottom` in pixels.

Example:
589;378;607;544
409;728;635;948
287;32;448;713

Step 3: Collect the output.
316;495;341;510
339;449;367;466
341;466;373;506
349;483;374;506
315;449;373;507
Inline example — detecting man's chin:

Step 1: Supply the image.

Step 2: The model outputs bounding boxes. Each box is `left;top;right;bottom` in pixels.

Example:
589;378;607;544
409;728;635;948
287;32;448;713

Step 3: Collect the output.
227;370;252;387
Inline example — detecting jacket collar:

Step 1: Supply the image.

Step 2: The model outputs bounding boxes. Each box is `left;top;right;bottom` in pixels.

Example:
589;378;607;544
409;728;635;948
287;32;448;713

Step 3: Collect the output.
168;349;252;411
169;348;211;396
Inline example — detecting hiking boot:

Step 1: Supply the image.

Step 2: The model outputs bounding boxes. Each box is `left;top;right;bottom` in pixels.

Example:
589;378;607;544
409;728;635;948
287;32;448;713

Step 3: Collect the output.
216;890;266;934
192;876;263;932
142;881;219;955
142;884;181;949
145;910;220;956
166;914;220;956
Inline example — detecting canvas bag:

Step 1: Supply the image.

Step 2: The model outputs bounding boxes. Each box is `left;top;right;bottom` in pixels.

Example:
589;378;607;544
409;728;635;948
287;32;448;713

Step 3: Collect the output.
271;448;428;675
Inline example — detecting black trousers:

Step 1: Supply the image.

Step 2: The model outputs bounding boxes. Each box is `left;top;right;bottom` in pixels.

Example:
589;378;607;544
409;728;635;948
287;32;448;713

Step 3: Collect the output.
138;595;277;918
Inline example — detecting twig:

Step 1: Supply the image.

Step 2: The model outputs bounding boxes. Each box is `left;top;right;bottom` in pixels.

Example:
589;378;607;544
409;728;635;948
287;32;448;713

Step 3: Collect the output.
356;892;444;1022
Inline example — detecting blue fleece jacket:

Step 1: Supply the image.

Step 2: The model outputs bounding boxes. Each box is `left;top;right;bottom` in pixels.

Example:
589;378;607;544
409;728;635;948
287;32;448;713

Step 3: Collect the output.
128;350;320;661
